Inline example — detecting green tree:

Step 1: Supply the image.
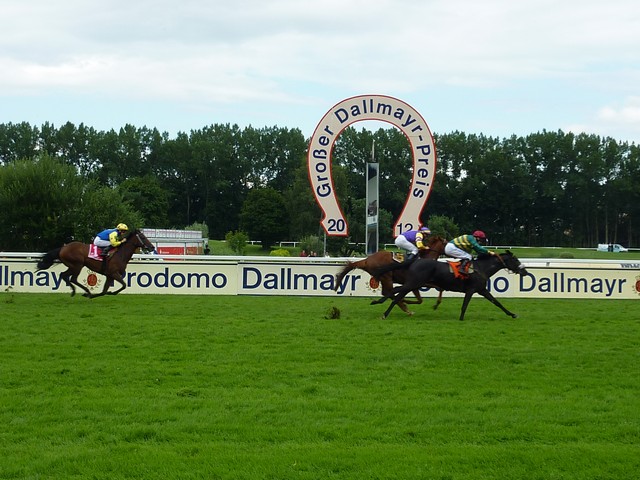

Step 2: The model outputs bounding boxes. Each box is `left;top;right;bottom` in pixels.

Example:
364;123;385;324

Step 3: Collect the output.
427;215;459;241
190;124;250;238
74;185;144;243
0;155;141;250
0;155;83;250
0;122;39;164
239;188;288;249
119;174;170;227
283;158;323;239
225;230;249;255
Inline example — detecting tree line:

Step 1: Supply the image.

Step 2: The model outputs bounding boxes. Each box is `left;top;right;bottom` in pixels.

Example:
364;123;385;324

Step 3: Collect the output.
1;121;638;252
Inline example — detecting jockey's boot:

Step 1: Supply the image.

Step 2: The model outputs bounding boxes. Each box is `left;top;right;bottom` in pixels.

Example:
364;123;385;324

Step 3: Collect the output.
401;252;417;267
458;258;469;275
102;246;111;257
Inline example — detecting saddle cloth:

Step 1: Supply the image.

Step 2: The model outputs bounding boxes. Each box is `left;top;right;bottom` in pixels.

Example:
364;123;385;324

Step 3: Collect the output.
88;244;102;260
447;260;473;278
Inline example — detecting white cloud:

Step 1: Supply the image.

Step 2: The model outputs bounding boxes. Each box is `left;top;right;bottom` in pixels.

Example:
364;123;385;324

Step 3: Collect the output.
598;97;640;123
1;0;640;141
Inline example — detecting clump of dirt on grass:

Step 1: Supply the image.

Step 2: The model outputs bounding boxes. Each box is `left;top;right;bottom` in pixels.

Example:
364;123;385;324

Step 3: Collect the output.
325;306;341;319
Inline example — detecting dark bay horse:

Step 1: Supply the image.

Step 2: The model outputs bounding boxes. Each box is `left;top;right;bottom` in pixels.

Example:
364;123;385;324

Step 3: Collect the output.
36;229;156;298
334;236;446;315
372;251;529;321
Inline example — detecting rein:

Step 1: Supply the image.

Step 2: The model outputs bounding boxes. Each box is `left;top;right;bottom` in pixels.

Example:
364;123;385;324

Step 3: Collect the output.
134;231;154;253
494;252;522;274
495;253;508;268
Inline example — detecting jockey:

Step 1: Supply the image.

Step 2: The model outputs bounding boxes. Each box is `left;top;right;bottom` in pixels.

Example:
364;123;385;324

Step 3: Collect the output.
93;223;129;256
444;230;496;272
394;226;431;266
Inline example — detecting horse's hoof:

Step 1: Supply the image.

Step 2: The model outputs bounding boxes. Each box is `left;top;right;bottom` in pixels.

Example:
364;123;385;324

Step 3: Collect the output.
406;311;415;316
511;314;519;318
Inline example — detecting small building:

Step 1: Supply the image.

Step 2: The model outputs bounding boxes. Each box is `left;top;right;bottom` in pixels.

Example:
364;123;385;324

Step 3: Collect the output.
142;228;207;255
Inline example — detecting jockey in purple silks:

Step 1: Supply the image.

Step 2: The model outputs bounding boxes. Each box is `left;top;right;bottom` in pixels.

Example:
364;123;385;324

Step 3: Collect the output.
394;226;431;267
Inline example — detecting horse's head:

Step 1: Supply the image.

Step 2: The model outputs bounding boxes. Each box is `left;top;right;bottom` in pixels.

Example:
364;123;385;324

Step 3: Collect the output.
127;229;157;254
501;250;529;276
425;235;446;255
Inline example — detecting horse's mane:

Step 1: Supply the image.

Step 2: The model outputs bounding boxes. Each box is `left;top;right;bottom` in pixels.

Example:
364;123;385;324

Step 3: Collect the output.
477;250;515;261
427;235;445;244
125;228;139;239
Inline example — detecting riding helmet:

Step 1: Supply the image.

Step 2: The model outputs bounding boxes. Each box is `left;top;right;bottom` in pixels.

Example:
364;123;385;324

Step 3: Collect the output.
117;223;129;231
472;230;486;239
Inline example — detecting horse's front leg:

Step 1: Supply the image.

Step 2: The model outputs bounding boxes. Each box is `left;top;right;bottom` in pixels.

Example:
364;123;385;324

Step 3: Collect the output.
396;300;414;316
402;290;423;305
381;287;411;319
87;274;123;299
85;279;110;299
479;290;518;318
371;277;396;306
396;290;423;316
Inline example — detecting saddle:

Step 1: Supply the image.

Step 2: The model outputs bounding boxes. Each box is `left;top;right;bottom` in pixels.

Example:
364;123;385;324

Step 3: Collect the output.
392;252;405;263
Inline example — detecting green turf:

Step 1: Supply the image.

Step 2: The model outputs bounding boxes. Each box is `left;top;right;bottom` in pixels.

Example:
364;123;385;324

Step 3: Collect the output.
208;240;640;260
1;293;638;479
500;246;640;260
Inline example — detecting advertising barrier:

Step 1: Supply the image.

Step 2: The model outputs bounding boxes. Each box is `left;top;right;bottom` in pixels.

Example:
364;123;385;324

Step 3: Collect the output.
1;253;640;299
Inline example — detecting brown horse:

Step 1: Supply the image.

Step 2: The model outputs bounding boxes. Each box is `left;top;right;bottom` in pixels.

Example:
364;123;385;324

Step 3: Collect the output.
36;229;156;298
334;236;446;315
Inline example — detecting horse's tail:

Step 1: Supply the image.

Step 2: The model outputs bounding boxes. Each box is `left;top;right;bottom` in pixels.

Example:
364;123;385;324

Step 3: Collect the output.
36;247;62;270
335;258;370;292
335;262;356;292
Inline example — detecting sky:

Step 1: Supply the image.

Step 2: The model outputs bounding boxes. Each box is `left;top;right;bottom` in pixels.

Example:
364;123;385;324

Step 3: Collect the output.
2;0;640;144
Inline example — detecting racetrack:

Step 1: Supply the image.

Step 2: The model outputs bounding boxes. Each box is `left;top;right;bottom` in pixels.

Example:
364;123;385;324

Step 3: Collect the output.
1;293;639;479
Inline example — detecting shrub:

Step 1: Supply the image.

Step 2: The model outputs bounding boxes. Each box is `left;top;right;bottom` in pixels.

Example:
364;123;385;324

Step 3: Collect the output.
186;222;209;239
298;235;323;255
225;230;249;255
270;248;291;257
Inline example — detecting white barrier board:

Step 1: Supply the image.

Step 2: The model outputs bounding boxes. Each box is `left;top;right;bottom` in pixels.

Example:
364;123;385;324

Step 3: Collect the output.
1;255;639;299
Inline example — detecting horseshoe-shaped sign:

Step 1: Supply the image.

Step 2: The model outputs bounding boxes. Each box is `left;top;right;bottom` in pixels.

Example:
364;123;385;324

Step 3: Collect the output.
307;94;437;237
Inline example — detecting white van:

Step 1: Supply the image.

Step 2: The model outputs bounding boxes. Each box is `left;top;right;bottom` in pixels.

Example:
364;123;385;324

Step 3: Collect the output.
597;243;628;253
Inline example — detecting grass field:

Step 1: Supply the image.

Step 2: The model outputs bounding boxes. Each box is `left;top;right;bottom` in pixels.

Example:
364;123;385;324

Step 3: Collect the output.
208;239;640;261
1;293;639;479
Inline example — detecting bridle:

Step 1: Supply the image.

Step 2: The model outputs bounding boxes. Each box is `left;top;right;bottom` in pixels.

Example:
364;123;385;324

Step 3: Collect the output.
496;252;526;274
131;230;155;254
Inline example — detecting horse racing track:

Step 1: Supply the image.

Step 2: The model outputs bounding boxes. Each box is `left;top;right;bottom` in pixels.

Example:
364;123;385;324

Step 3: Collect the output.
1;293;638;479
